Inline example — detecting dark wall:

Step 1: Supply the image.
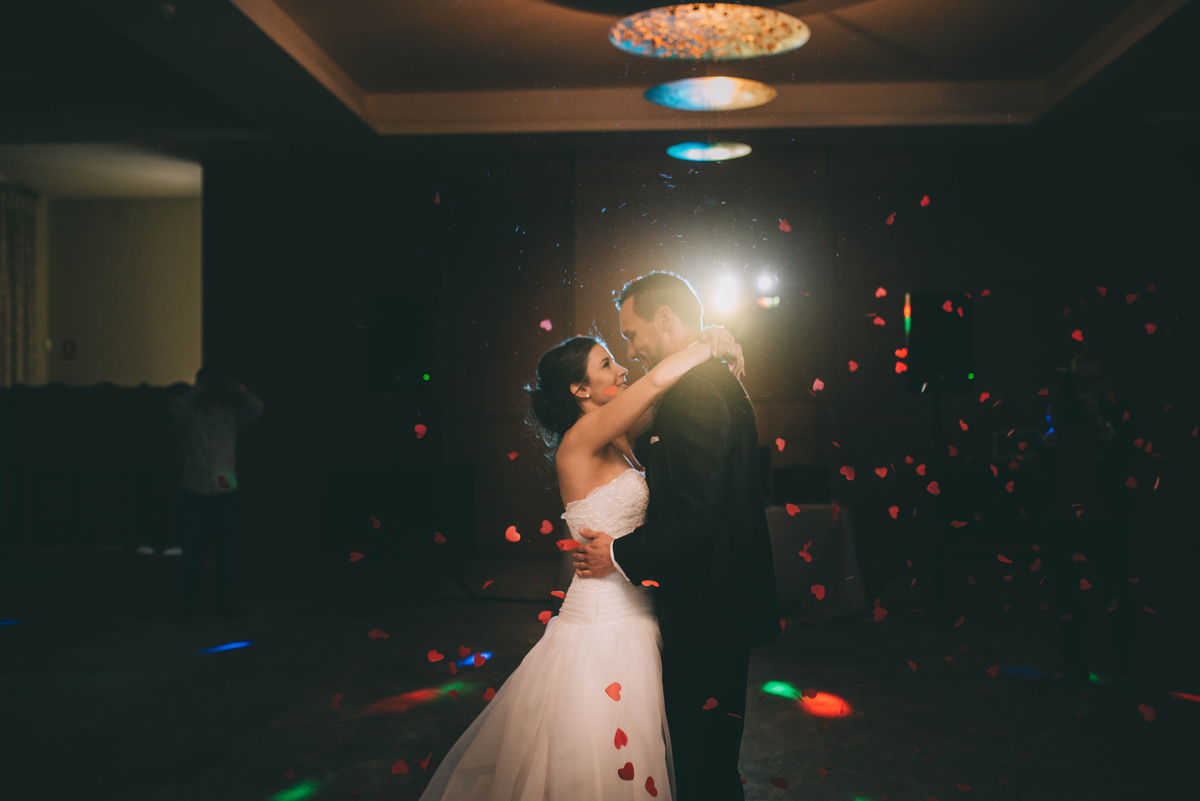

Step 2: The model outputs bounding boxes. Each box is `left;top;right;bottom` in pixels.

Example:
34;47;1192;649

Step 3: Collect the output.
200;142;1199;566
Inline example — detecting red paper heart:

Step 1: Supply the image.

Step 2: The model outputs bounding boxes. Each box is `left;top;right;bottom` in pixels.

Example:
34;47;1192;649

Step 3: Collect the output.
540;319;553;331
349;552;364;562
482;579;493;589
786;503;800;516
811;584;826;600
551;590;565;598
1080;579;1092;591
540;519;553;534
1139;704;1155;721
812;378;825;391
217;475;230;489
1126;293;1138;304
840;465;856;481
332;694;342;708
474;653;486;667
830;504;840;521
1071;552;1086;562
989;465;998;477
614;727;628;749
775;437;786;451
874;316;886;326
876;286;887;298
920;194;931;206
369;516;381;529
414;424;427;438
770;777;789;789
927;481;940;495
505;525;521;542
555;539;579;551
987;665;999;677
873;606;888;622
433;191;440;204
1071;330;1083;341
1006;481;1015;492
483;687;496;700
1125;476;1137;489
950;520;967;528
798;550;812;562
778;219;791;232
1097;286;1107;296
457;645;471;658
997;554;1012;564
1108;598;1118;611
908;660;917;672
1037;388;1049;396
645;776;659;797
427;650;444;662
942;299;954;313
956;783;972;791
895;361;908;374
702;697;719;710
537;610;552;624
875;467;888;478
419;753;431;770
605;682;622;701
948;446;959;457
895;348;908;358
642;579;660;587
368;628;389;639
916;464;926;475
617;762;635;781
392;760;409;775
848;360;859;371
1039;601;1051;611
433;532;446;544
886;212;896;225
888;506;899;519
1145;323;1157;334
507;451;519;460
448;690;458;700
1031;557;1041;570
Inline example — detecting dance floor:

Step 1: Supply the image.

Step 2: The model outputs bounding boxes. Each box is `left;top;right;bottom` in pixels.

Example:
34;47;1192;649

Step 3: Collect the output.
1;549;1197;800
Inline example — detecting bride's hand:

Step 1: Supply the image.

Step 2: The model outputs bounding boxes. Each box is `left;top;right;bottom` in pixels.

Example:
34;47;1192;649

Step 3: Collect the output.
724;343;746;380
699;326;746;380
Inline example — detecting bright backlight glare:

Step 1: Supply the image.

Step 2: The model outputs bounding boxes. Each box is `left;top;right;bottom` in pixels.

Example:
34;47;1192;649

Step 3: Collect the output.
757;274;775;291
666;141;752;162
714;275;739;314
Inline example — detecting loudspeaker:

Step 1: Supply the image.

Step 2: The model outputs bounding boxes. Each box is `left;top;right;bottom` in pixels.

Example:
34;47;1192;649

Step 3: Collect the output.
367;296;432;394
904;291;975;395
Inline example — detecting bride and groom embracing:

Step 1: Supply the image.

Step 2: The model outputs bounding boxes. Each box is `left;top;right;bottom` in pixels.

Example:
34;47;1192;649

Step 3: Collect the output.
423;271;780;801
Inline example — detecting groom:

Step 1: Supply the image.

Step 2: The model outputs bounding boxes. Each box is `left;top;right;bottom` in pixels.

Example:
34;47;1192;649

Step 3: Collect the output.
574;271;779;800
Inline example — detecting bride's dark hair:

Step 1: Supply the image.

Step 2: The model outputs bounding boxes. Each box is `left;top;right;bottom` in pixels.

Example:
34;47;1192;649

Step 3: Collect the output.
525;335;604;450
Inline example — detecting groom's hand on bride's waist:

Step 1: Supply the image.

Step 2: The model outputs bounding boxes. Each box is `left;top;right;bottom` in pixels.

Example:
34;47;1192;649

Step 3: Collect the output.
573;529;616;578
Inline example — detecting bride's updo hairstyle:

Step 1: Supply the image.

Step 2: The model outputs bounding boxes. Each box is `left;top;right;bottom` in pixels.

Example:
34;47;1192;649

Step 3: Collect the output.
526;335;604;450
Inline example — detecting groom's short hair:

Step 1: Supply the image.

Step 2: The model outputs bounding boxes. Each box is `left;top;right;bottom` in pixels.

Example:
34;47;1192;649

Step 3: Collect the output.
615;271;703;328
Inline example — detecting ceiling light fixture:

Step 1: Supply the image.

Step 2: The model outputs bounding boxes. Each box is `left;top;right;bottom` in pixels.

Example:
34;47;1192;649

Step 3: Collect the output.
609;4;810;61
645;76;776;111
666;141;752;161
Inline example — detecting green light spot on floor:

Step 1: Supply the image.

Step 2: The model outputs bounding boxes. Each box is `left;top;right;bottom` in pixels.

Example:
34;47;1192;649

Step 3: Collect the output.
761;681;800;699
268;780;319;801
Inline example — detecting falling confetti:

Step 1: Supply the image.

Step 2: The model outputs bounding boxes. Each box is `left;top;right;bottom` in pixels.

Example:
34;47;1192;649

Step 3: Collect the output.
908;660;917;672
614;728;628;749
217;475;230;489
1139;704;1156;722
886;212;896;225
1145;323;1157;334
920;194;931;206
427;650;444;662
779;219;792;232
702;697;719;710
618;763;635;781
926;481;940;495
539;319;553;331
776;437;786;451
368;628;389;639
873;316;886;326
433;532;446;544
414;424;427;438
556;539;579;551
1126;293;1138;304
812;378;825;391
1071;329;1083;341
848;360;859;371
483;687;496;700
507;452;519;460
874;467;888;478
1097;286;1107;296
482;579;494;590
786;503;800;516
895;347;908;357
642;580;660;587
950;521;967;528
433;191;440;204
875;287;887;298
551;590;565;599
369;516;381;529
840;465;856;481
646;776;659;797
605;682;622;701
537;611;553;624
811;584;826;600
349;552;364;562
895;361;908;373
888;506;899;519
505;525;521;542
392;760;409;775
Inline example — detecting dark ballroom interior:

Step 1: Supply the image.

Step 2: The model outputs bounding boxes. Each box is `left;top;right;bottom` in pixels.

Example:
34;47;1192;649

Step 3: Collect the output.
1;1;1199;800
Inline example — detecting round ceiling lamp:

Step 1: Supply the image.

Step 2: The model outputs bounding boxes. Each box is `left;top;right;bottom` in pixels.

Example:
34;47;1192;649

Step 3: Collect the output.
609;4;810;61
645;76;776;111
667;141;752;161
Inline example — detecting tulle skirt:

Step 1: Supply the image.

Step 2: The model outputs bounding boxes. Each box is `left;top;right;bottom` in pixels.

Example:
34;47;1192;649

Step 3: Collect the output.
421;582;674;800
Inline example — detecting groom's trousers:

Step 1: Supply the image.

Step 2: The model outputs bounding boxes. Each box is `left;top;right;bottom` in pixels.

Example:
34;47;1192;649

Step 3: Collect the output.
662;640;752;801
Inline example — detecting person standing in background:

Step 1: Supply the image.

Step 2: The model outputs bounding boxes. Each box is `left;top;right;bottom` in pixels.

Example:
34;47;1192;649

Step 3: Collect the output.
169;368;263;620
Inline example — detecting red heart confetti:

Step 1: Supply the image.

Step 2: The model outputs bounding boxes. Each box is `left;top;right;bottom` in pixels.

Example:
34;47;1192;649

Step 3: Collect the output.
812;584;826;600
770;777;789;789
433;191;440;204
1037;388;1049;396
1145;323;1157;334
990;464;999;477
1134;438;1144;448
419;753;431;770
830;504;840;520
1126;293;1138;304
427;650;444;662
905;455;914;464
997;554;1012;563
840;465;856;481
776;437;786;451
642;579;660;587
1078;578;1092;591
1147;283;1156;292
448;689;458;700
369;516;381;529
483;687;496;700
216;475;230;489
812;378;825;391
537;610;553;624
473;653;487;667
646;776;659;797
1039;601;1051;611
948;446;959;457
1006;481;1015;493
540;319;553;331
987;665;1000;677
981;288;991;296
368;628;389;639
875;467;888;478
920;194;931;206
886;212;896;225
414;424;427;438
950;521;967;528
433;532;446;544
876;286;887;298
798;550;812;562
786;503;800;516
1071;552;1086;562
702;697;719;710
1071;329;1084;342
1031;557;1041;570
873;605;888;622
895;347;908;358
780;619;787;632
332;694;342;708
614;728;628;749
505;526;521;542
888;506;900;519
617;762;635;781
605;682;622;701
916;464;927;475
779;219;792;232
848;360;859;371
392;760;409;775
1139;704;1155;721
908;660;917;672
1144;606;1157;613
1097;286;1107;296
895;361;908;373
874;316;886;326
458;645;472;658
556;539;579;551
540;519;553;534
959;419;969;431
349;552;364;562
927;481;940;495
482;579;494;590
1125;476;1137;489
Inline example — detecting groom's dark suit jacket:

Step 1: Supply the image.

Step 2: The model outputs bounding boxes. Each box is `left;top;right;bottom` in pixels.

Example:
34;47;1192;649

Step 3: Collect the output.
613;358;779;652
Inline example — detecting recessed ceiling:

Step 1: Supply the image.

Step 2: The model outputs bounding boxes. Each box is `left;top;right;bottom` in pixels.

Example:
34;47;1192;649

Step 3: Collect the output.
0;144;201;199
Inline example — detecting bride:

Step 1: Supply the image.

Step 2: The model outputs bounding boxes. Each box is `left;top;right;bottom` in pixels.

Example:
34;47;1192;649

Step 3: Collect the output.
420;329;744;801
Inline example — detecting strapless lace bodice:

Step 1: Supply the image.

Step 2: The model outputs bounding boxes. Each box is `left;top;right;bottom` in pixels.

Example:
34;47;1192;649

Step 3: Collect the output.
562;468;649;592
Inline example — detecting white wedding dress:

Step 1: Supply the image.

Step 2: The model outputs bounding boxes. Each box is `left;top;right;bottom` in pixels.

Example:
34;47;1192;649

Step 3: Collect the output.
421;468;674;800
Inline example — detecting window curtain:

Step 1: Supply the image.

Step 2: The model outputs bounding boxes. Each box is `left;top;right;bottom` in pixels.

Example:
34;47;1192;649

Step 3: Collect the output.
0;185;38;387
